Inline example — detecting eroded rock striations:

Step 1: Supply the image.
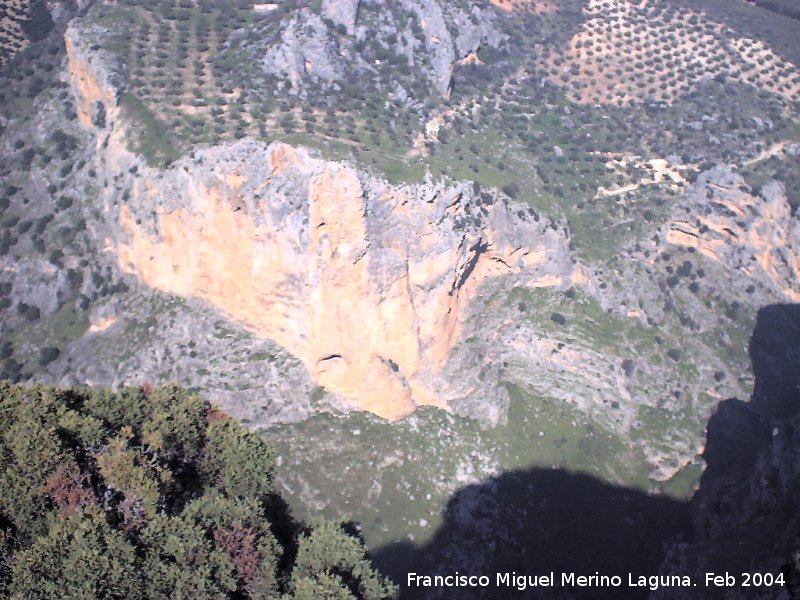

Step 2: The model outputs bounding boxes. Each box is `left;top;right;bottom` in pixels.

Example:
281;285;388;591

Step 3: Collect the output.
664;165;800;302
112;143;578;421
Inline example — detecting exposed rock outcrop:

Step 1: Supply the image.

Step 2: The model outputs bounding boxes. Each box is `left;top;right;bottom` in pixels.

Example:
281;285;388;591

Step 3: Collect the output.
238;0;505;99
322;0;360;34
663;166;800;302
111;141;579;420
58;11;580;424
261;10;346;92
64;21;125;128
405;0;455;97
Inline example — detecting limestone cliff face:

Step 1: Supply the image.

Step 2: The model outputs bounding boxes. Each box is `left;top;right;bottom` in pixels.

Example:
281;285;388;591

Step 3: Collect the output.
261;10;345;91
244;0;505;100
64;22;125;129
663;166;800;302
112;141;578;420
60;18;576;421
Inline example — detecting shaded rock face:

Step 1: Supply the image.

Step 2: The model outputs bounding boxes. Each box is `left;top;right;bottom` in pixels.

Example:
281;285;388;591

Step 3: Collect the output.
245;0;505;99
111;141;578;420
664;165;800;302
654;305;800;600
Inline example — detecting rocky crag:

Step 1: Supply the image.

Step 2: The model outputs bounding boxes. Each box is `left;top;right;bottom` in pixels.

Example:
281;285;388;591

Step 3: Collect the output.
114;146;580;420
237;0;505;100
663;166;800;303
62;16;580;422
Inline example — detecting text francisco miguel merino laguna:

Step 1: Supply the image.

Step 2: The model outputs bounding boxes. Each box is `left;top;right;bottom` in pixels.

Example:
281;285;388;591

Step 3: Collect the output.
407;571;702;592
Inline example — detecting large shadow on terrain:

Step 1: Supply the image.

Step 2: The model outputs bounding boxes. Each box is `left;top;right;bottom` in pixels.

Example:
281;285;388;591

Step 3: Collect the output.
373;467;689;600
699;304;800;491
747;303;800;419
687;304;800;591
371;304;800;599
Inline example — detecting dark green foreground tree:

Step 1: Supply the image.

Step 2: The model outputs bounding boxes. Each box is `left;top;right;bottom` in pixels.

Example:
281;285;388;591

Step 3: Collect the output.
0;382;396;600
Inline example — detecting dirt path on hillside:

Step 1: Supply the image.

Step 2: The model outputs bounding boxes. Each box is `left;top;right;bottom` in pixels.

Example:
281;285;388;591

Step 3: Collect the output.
742;140;790;166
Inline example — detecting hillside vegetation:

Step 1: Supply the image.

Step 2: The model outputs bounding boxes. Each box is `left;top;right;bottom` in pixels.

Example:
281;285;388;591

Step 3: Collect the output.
0;382;396;600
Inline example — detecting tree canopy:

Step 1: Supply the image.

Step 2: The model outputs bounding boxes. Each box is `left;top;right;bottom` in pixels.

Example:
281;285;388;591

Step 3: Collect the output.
0;382;397;600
